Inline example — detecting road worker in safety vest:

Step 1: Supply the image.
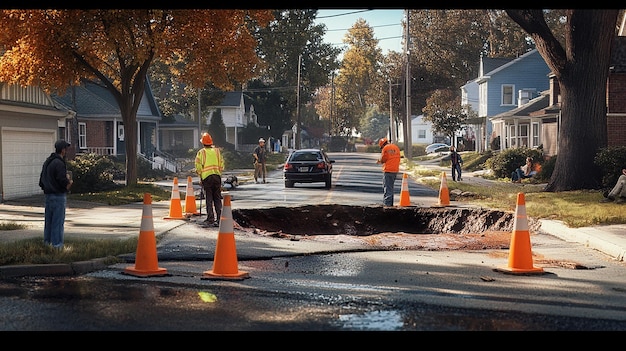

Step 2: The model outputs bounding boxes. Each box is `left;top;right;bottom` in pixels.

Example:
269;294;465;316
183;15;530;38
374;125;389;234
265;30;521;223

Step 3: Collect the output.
195;132;224;227
376;137;401;207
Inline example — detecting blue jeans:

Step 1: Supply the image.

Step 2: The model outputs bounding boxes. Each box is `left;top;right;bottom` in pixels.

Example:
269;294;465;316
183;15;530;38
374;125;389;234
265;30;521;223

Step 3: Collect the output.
383;172;398;206
452;164;462;181
44;193;67;248
512;168;537;182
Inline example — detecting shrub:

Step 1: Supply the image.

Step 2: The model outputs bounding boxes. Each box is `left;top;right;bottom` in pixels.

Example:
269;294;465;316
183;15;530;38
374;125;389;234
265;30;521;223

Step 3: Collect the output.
411;144;426;157
537;155;556;181
67;154;120;193
594;146;626;189
485;147;544;179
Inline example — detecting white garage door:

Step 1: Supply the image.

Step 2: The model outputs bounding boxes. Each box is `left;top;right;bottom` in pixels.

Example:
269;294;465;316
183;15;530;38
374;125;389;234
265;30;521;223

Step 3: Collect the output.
2;129;55;200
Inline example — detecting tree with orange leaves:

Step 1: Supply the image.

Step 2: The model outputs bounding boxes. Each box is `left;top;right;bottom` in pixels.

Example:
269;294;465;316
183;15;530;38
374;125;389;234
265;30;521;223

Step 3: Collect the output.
0;9;274;186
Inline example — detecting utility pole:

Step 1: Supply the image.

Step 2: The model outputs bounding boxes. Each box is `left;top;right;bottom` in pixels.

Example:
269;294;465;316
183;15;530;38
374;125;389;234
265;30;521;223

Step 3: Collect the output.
330;72;335;137
388;79;393;141
296;54;302;150
404;9;412;159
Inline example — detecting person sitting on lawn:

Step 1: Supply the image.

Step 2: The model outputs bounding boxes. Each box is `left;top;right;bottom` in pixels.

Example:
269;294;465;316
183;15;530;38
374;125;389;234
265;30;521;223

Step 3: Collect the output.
511;157;537;183
600;168;626;203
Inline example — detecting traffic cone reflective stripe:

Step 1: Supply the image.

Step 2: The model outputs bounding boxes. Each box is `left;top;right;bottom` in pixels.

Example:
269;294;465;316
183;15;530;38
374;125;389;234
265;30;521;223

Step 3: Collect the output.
399;173;411;207
184;176;200;216
436;172;450;207
495;192;545;275
202;194;250;280
164;177;185;220
124;193;168;277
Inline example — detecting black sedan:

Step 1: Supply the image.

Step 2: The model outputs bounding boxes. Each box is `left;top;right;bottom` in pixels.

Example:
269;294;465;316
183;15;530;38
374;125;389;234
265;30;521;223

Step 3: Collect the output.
283;148;335;189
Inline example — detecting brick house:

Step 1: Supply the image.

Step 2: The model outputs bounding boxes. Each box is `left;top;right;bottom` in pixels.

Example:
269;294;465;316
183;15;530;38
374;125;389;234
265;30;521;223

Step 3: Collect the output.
607;36;626;147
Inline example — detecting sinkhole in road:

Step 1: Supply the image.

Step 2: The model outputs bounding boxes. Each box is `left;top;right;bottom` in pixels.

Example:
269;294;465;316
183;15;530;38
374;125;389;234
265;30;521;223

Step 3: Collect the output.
231;204;535;236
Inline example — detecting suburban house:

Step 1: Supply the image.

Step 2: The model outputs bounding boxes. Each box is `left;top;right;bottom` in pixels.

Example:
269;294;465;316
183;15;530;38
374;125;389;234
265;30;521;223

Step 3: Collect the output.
158;114;200;158
461;49;551;153
489;80;557;155
206;91;258;150
395;114;444;145
51;79;163;165
0;83;74;200
487;35;626;156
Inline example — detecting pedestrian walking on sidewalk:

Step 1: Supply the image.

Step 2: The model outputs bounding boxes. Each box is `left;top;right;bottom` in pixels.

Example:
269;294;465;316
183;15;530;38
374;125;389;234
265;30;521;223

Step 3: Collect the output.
39;140;73;249
450;146;463;181
253;138;267;184
195;132;224;227
376;138;401;207
601;168;626;203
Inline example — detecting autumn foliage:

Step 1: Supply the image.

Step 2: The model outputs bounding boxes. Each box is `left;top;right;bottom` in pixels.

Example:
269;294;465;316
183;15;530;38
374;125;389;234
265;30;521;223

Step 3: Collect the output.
0;9;273;186
0;9;274;93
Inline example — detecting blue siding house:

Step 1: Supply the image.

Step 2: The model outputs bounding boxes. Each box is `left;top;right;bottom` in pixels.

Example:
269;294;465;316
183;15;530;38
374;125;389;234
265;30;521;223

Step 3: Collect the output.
462;49;551;152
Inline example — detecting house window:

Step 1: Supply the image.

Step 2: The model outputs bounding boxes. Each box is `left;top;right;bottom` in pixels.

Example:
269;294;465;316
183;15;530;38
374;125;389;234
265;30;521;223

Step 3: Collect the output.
532;122;539;148
509;124;516;147
58;126;66;142
418;129;426;139
78;122;87;150
502;85;514;105
519;124;529;147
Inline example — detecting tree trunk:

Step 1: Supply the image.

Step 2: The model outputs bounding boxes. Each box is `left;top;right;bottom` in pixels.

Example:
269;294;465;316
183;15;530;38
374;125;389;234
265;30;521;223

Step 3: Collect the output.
123;119;138;187
506;9;619;192
544;11;617;191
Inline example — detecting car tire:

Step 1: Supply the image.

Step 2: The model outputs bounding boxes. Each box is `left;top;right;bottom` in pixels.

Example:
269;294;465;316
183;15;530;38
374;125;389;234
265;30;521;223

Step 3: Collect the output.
325;176;332;189
285;180;294;188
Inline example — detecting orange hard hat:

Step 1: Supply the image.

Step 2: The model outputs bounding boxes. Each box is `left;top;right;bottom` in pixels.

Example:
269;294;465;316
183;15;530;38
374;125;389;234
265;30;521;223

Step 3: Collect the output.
201;132;213;146
378;137;388;149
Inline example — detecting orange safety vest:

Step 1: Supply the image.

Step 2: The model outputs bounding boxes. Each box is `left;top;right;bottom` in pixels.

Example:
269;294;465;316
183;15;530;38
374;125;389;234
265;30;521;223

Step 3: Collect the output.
380;143;401;173
195;147;223;180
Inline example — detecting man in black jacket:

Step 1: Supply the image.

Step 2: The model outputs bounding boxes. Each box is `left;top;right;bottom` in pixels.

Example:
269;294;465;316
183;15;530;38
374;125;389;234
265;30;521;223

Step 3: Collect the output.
39;140;73;249
450;146;463;181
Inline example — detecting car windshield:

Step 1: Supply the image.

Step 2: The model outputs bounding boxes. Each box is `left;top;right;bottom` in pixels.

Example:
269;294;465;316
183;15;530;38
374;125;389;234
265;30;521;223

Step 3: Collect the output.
291;152;321;162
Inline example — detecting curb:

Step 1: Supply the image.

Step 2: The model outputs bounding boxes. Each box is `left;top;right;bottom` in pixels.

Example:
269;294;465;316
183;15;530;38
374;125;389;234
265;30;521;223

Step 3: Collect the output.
0;257;113;279
539;220;626;261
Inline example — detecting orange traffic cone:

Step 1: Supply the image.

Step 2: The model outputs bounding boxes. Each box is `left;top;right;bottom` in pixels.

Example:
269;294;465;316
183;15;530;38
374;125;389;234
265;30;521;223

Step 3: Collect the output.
202;194;250;280
163;177;185;220
124;193;168;277
495;192;545;275
435;171;450;207
184;176;200;216
399;173;411;207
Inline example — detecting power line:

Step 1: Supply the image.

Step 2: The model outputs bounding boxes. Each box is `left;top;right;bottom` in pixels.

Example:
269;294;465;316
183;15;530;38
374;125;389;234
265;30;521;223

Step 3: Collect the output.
316;9;372;19
325;22;402;33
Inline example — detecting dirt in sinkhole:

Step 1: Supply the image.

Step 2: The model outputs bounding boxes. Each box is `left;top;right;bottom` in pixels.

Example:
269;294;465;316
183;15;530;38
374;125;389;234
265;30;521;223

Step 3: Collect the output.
231;204;542;251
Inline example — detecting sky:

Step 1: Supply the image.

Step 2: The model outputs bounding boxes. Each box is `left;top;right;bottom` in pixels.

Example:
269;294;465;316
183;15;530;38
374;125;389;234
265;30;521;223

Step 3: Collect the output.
314;9;405;55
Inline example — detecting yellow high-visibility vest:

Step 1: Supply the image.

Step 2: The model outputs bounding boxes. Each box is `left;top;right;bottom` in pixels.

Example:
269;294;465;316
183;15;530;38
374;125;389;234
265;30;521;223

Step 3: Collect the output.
195;147;223;180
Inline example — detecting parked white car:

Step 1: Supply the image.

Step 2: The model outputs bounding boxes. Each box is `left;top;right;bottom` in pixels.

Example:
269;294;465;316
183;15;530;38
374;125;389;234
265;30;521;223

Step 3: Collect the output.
425;143;451;154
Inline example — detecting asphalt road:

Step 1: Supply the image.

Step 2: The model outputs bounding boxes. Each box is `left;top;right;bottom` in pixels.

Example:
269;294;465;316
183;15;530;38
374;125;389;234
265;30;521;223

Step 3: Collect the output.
2;152;626;331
